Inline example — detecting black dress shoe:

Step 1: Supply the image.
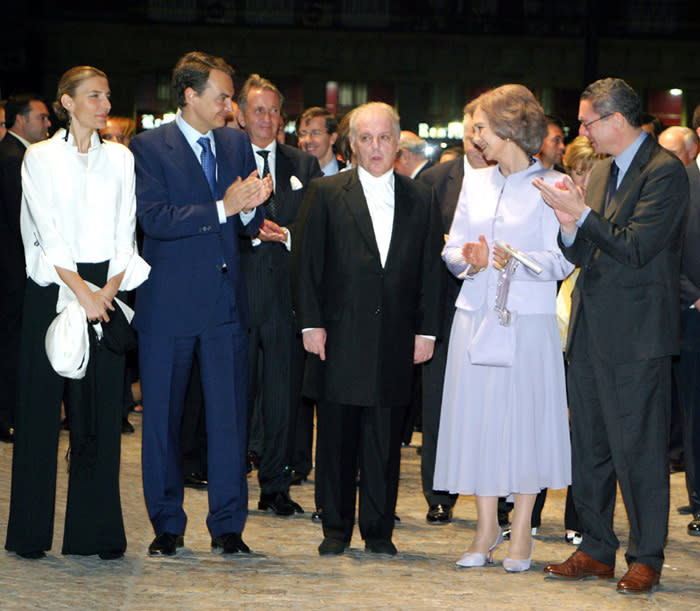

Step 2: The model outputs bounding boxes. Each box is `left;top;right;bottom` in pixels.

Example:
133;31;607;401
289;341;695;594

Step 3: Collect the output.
99;550;124;560
365;539;397;556
289;470;308;485
148;533;184;556
184;472;208;489
688;513;700;536
247;450;260;473
17;550;46;559
259;491;304;516
211;532;250;554
121;417;135;434
0;425;14;443
318;537;346;556
678;504;693;515
669;459;685;473
311;508;323;522
426;504;453;523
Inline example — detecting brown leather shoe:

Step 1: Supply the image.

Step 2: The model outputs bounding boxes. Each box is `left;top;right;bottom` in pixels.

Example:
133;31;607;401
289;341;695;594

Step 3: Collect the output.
544;550;615;580
616;562;660;594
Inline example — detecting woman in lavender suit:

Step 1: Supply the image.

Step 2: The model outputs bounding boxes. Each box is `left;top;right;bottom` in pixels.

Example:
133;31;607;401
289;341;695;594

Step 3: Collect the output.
434;84;573;573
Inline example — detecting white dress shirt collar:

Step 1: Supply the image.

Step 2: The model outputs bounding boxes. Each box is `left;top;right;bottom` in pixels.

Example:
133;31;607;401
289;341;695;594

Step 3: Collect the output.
176;110;216;158
7;130;31;149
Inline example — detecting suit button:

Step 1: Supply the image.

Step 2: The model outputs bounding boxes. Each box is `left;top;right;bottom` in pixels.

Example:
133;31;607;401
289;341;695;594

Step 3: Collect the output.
374;307;381;315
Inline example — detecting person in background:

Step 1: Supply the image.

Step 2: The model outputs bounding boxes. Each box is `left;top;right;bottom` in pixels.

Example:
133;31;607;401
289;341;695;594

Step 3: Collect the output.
101;116;136;147
0;93;53;444
439;146;464;164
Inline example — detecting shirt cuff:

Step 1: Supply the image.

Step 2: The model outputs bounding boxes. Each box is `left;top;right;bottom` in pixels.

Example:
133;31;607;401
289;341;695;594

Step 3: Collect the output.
216;200;227;224
576;206;592;227
418;335;436;341
240;209;256;225
282;227;291;251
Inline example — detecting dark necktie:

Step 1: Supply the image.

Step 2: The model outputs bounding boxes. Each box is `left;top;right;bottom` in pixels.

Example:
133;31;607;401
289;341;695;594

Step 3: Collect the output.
198;136;217;197
604;160;619;213
256;150;278;220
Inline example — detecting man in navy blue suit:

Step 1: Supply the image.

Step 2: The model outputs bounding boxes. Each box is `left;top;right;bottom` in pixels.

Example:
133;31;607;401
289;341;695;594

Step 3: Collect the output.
130;52;272;556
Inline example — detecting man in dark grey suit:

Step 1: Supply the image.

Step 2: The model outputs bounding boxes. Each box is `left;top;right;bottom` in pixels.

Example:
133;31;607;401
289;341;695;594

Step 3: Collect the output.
536;78;689;594
296;102;444;556
236;74;322;516
0;93;51;443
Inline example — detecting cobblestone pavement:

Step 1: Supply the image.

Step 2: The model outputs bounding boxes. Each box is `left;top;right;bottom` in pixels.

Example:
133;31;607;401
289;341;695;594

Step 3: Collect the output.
0;413;699;610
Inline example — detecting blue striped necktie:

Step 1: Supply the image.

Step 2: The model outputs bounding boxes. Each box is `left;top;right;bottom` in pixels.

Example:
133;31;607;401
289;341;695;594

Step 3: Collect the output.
198;136;216;197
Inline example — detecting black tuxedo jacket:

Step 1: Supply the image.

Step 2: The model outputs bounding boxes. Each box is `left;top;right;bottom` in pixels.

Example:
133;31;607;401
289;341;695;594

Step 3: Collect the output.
0;132;27;294
240;142;322;326
419;156;465;321
295;169;444;408
561;136;689;363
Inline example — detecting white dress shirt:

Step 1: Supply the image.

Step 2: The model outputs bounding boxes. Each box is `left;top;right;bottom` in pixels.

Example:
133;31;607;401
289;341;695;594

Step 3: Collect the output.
358;166;394;268
20;129;150;294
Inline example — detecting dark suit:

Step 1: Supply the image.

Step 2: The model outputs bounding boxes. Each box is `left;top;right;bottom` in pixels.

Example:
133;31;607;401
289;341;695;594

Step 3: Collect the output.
561;135;688;573
677;160;700;514
0;132;27;432
242;142;321;494
417;156;464;508
130;121;263;538
296;169;444;544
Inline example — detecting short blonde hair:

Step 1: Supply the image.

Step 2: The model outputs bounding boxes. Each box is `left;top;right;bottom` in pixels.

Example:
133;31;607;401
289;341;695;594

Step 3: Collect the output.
54;66;107;123
563;136;604;174
473;84;546;157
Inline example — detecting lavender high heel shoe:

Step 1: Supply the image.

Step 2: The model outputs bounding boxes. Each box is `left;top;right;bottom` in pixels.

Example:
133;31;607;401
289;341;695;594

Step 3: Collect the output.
503;539;535;572
456;530;504;568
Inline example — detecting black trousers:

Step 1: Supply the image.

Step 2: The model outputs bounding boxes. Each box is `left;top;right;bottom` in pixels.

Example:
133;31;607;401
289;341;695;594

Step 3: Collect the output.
247;311;304;494
5;264;126;556
0;283;23;431
421;309;458;508
568;315;670;573
677;309;700;513
318;401;404;544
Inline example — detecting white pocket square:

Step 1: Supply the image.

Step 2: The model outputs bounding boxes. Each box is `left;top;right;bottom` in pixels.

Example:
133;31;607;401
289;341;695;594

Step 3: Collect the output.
290;175;303;190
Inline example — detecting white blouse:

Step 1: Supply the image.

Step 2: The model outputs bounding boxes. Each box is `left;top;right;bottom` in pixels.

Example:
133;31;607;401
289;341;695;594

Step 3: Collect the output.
20;129;149;294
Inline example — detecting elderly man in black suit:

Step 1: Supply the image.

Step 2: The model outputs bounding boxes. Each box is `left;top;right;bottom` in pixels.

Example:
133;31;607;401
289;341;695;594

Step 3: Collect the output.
536;78;689;594
296;101;444;556
0;93;51;443
236;74;322;516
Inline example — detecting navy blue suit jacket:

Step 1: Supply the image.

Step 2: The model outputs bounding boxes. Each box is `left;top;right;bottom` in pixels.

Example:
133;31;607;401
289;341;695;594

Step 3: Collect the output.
130;122;263;336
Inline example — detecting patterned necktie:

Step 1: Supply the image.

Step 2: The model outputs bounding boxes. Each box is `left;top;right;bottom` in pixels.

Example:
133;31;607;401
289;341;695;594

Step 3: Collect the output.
256;150;278;220
198;136;217;197
604;160;619;213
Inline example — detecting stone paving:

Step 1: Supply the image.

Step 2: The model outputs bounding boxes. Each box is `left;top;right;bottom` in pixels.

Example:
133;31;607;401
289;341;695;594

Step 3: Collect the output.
0;413;699;610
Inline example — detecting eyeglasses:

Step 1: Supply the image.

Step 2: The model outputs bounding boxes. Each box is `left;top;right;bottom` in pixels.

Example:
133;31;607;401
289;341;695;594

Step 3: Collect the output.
297;129;326;138
579;113;613;130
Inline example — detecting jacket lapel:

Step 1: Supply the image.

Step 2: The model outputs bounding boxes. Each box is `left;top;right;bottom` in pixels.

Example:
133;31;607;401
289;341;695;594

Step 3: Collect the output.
342;169;381;262
605;136;655;219
165;123;216;199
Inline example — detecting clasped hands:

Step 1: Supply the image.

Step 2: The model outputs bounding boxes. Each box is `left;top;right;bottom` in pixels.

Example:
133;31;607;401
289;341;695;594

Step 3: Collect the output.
223;170;273;216
462;234;512;272
532;175;586;235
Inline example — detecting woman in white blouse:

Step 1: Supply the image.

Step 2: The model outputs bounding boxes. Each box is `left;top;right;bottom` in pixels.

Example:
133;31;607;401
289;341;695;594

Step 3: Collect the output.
5;66;149;559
